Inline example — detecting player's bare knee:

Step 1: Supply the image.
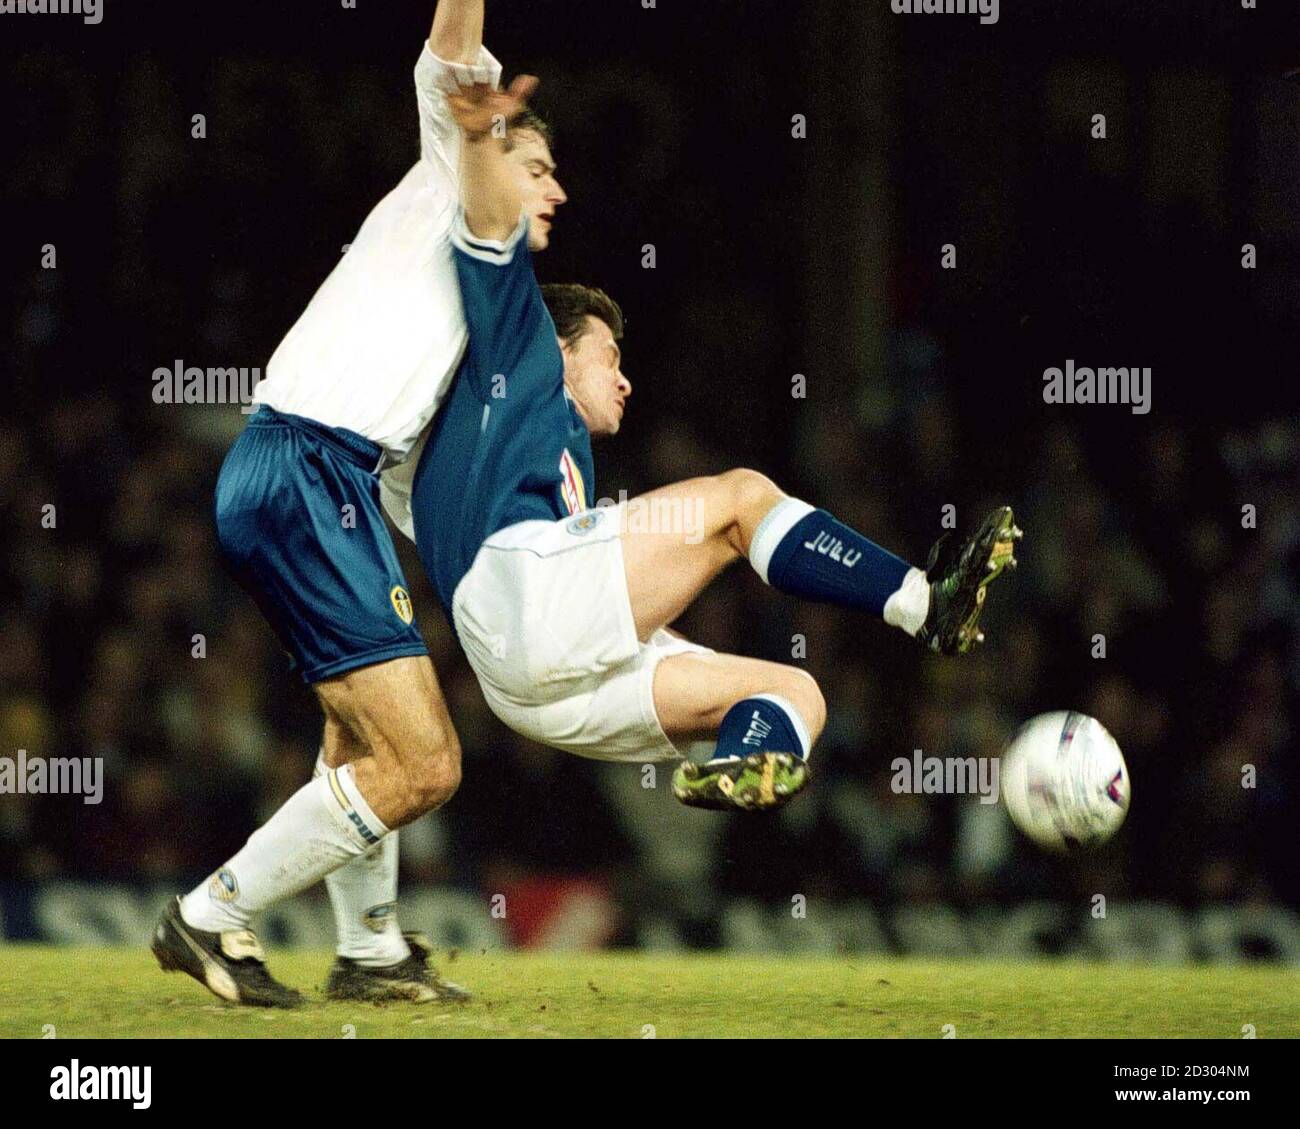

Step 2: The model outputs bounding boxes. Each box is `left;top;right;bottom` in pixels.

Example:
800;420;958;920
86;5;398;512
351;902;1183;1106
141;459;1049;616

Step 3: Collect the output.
719;467;780;511
717;468;782;553
407;738;462;814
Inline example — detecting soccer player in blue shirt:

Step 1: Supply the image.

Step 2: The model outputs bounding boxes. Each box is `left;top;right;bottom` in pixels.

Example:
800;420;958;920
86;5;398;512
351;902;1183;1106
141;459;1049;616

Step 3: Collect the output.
404;77;1022;816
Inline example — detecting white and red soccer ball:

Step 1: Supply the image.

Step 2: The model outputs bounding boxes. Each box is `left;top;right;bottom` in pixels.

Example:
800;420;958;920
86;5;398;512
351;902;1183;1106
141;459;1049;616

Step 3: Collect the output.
1001;711;1131;852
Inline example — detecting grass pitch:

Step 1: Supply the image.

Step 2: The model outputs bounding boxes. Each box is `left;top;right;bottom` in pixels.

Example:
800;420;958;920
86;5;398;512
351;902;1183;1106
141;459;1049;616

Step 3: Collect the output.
0;947;1295;1039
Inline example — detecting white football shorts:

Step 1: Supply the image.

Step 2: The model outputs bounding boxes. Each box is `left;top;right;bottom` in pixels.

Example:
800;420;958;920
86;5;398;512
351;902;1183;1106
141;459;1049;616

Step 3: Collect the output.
451;505;710;762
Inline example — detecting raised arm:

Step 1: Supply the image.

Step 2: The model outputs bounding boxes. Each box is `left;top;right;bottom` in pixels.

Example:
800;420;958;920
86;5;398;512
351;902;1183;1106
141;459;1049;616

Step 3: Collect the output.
429;0;485;64
415;0;502;185
445;76;540;242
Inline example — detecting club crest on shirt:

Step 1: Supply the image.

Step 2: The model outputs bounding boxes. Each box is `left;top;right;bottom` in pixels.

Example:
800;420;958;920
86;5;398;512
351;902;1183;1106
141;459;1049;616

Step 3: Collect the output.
390;585;414;624
559;448;588;515
566;510;604;537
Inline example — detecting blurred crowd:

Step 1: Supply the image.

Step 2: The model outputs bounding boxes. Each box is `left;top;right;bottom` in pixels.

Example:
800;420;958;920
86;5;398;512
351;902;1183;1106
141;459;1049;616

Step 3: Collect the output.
3;20;1298;945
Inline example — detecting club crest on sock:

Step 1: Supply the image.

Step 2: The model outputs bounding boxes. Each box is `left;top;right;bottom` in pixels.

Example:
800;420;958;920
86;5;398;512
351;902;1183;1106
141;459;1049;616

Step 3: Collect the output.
362;902;398;934
208;867;239;903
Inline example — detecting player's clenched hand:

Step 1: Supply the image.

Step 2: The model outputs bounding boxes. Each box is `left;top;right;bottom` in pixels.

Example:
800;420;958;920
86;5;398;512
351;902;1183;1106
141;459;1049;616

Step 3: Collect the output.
446;75;539;142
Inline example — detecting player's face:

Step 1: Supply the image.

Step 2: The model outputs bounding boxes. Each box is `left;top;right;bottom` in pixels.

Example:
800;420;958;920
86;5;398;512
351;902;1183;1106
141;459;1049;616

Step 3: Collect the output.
507;130;566;251
562;317;631;436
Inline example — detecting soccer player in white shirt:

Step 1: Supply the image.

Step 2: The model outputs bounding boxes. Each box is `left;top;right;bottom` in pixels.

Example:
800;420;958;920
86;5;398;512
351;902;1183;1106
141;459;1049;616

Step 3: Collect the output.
152;0;566;1007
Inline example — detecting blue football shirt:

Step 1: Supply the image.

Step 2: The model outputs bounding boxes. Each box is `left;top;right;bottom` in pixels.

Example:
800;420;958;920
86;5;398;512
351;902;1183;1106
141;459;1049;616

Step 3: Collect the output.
411;212;597;618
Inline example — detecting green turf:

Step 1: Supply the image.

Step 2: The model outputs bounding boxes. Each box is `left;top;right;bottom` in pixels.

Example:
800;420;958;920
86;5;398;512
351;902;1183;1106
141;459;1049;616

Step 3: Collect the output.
0;947;1295;1038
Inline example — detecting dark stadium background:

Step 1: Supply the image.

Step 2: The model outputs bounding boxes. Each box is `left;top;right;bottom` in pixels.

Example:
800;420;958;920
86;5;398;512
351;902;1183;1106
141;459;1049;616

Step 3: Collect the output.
2;0;1298;955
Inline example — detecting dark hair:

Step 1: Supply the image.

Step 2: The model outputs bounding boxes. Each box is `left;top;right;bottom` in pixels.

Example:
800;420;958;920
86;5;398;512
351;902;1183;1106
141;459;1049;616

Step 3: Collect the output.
541;284;625;346
506;108;554;152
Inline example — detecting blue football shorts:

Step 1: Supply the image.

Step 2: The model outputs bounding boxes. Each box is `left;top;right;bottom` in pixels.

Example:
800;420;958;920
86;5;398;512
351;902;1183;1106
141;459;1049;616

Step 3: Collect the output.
214;406;428;683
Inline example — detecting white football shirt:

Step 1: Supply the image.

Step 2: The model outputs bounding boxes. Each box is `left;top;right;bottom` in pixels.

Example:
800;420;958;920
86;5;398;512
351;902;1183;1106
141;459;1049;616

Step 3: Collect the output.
252;43;502;462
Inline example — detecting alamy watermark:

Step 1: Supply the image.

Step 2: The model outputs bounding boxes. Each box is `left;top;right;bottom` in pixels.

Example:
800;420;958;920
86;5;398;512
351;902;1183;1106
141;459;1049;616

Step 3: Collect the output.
0;0;103;25
1;749;104;805
891;0;999;26
891;750;1000;805
593;489;705;545
152;360;263;414
1043;360;1151;415
50;1061;150;1109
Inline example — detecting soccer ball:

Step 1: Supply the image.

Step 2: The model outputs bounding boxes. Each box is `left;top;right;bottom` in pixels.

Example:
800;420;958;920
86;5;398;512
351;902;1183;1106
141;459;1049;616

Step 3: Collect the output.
1000;711;1130;852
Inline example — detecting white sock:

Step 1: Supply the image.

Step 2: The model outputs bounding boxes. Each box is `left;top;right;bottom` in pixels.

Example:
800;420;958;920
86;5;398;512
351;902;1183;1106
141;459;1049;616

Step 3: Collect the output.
883;566;930;636
180;763;389;934
747;497;815;584
315;752;408;967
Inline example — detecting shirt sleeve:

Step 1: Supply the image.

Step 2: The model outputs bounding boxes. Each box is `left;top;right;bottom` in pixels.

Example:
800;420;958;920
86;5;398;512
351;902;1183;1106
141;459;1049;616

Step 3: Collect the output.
413;42;504;192
451;209;547;404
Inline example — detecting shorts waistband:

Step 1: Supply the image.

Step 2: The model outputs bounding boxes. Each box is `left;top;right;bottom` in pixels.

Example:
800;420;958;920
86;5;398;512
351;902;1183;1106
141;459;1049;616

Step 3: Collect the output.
247;406;388;473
